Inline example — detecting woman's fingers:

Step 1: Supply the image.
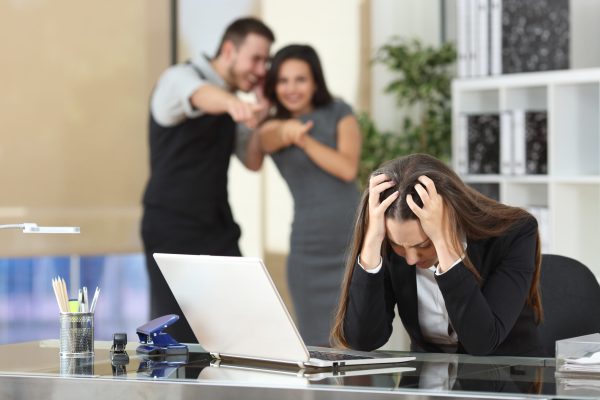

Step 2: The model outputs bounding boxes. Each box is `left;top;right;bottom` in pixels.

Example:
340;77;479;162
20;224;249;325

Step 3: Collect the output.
302;120;314;133
368;175;396;209
410;176;449;245
363;174;398;251
369;173;391;189
413;183;430;204
418;175;438;197
380;190;399;210
406;193;423;216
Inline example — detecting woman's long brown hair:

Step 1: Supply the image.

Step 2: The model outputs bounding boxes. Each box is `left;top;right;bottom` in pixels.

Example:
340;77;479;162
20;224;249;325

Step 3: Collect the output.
331;154;542;348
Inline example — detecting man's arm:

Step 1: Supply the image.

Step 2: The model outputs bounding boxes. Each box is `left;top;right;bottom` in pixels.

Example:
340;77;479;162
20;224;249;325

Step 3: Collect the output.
234;124;264;171
243;129;264;171
191;84;265;129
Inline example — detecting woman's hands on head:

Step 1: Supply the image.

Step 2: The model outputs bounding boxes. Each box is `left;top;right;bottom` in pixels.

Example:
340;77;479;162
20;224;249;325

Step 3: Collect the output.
359;173;398;269
358;173;460;272
406;176;447;244
406;175;460;272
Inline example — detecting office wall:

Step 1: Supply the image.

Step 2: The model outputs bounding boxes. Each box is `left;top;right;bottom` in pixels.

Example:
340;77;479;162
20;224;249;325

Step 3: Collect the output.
370;0;441;133
0;0;170;256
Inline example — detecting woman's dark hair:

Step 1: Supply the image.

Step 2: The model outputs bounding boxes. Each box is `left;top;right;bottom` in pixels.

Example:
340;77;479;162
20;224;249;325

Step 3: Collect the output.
264;44;333;118
331;153;543;347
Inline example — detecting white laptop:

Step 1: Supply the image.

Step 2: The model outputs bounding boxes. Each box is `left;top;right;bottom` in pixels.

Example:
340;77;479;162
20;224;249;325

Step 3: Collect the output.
153;253;415;369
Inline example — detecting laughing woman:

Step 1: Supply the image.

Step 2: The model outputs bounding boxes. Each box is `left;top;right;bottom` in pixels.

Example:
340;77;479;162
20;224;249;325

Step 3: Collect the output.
260;44;362;346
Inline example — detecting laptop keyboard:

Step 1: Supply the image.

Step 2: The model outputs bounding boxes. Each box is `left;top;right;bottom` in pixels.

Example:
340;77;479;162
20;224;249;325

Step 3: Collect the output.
309;350;372;361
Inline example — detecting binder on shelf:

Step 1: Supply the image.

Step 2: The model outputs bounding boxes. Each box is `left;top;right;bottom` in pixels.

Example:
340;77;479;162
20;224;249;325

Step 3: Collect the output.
466;113;501;174
457;0;470;78
468;0;478;76
457;114;469;175
489;0;502;75
512;110;526;175
501;0;569;74
476;0;490;77
469;183;500;201
500;111;513;174
458;110;547;177
456;0;569;77
525;111;548;175
512;109;548;175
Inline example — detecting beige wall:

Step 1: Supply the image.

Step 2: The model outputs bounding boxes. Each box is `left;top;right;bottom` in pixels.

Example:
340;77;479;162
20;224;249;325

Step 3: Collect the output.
0;0;170;256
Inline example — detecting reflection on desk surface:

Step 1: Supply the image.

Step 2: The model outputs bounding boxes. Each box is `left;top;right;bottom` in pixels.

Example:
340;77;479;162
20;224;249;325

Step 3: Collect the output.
203;359;416;383
0;340;586;399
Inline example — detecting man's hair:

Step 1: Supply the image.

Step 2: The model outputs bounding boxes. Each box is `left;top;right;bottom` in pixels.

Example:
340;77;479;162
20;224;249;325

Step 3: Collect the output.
214;17;275;57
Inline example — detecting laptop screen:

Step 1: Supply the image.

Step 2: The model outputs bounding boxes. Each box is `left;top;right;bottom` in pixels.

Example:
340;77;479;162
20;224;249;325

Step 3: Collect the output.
154;253;310;364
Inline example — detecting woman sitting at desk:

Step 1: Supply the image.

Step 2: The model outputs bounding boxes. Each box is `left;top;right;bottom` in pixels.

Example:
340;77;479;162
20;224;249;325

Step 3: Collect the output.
331;154;547;356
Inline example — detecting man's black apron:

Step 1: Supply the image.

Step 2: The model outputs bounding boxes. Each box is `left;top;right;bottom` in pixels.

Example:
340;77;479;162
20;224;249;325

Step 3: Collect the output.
141;67;241;343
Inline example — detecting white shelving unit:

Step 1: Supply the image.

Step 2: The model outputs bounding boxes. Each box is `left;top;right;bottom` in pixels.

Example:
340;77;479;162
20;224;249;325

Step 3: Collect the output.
452;68;600;277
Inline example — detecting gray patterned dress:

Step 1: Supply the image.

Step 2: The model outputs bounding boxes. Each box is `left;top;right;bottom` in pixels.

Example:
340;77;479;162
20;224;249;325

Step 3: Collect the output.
271;100;361;346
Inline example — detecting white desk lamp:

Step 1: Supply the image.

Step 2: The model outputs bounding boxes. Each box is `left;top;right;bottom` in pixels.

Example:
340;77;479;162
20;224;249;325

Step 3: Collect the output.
0;223;80;234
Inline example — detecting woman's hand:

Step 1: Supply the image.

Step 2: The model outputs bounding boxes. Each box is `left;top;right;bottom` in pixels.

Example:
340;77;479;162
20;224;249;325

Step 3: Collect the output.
406;176;447;243
360;173;399;269
280;119;313;148
406;175;459;271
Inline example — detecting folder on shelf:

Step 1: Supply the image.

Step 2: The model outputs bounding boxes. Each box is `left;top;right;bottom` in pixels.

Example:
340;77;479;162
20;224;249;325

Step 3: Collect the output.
476;0;490;77
500;111;513;175
512;109;526;175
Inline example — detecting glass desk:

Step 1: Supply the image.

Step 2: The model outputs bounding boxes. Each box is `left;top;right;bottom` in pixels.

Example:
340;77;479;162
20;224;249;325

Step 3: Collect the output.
0;340;598;400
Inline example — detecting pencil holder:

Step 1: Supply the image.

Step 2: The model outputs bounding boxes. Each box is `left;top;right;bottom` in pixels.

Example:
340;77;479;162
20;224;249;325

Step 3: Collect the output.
59;312;94;357
59;354;94;376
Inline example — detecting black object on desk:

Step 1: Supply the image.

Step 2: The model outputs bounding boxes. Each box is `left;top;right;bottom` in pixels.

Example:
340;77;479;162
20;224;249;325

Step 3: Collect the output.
110;332;129;376
136;314;189;355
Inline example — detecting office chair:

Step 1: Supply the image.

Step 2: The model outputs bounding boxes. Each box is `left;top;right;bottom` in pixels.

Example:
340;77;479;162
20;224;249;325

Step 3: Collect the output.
538;254;600;356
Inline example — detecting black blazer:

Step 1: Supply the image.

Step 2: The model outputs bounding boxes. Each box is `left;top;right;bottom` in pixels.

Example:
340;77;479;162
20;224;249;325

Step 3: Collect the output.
344;216;547;357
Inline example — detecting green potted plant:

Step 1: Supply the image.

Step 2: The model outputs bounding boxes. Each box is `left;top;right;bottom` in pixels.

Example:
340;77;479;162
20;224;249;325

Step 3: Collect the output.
358;38;456;189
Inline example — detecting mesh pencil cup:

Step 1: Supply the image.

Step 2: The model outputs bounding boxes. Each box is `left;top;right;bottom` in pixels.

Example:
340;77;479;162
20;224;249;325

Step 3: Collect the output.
59;312;94;357
60;354;94;376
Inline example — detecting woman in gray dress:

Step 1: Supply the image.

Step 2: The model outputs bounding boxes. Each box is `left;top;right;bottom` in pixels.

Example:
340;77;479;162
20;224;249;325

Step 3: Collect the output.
260;44;362;346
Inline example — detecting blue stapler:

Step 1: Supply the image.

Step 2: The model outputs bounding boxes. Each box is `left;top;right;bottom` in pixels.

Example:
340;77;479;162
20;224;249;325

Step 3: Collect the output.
136;314;189;355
